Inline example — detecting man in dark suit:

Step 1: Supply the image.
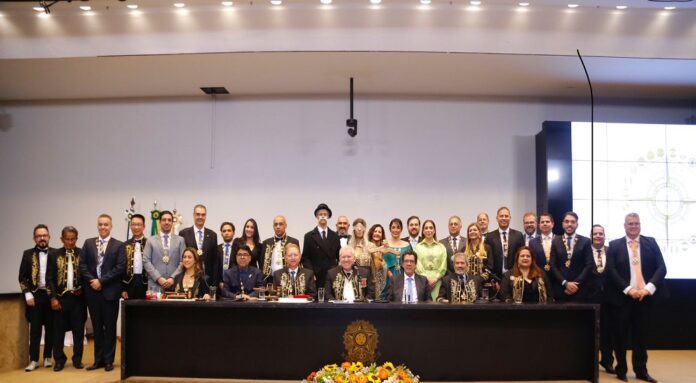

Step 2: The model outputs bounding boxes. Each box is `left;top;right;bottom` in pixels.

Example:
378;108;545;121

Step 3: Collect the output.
528;213;555;272
607;213;666;383
484;207;525;282
388;251;431;303
273;243;316;300
437;253;483;304
216;221;236;289
178;204;218;285
261;215;300;283
325;246;375;302
220;245;264;300
401;215;423;252
440;216;466;273
18;224;55;372
336;215;351;248
47;226;86;371
121;214;148;300
79;214;124;372
522;212;539;246
302;203;340;289
549;211;593;302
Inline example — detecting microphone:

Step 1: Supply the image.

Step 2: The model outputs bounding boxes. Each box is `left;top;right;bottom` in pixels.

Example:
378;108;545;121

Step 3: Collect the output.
485;268;501;283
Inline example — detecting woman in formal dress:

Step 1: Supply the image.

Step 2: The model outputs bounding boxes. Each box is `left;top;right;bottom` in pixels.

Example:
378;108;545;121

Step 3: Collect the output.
415;219;448;301
232;218;262;268
348;218;371;267
366;224;388;300
501;246;553;304
463;222;494;283
382;218;411;297
173;247;211;300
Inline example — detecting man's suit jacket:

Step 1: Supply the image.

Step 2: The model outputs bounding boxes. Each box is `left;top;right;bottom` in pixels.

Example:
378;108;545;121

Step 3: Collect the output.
549;234;593;301
437;272;483;302
440;235;466;273
586;246;612;304
302;227;340;288
528;235;554;271
260;235;301;281
272;267;317;300
179;226;218;284
402;236;423;254
387;273;432;302
606;235;668;306
142;233;185;291
324;265;375;301
80;237;125;301
220;266;264;300
484;228;525;280
47;246;84;298
18;247;56;295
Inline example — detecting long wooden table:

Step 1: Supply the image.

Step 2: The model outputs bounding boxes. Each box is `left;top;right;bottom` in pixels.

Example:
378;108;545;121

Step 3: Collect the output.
121;300;598;382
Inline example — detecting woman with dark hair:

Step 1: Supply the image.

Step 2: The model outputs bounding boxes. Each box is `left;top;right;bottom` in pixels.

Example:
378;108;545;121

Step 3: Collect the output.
232;218;262;268
366;224;388;300
172;247;211;300
415;219;448;301
501;246;553;304
382;218;411;297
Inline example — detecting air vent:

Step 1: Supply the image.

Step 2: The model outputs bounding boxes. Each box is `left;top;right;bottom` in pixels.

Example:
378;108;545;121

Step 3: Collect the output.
200;87;229;95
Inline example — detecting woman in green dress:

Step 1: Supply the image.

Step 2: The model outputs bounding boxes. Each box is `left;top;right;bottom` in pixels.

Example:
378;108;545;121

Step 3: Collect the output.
382;218;411;299
415;219;448;301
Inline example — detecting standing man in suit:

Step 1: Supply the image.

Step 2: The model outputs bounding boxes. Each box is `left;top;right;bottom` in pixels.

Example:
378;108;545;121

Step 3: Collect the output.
325;246;375;302
19;224;55;372
178;204;218;285
522;212;538;246
437;253;482;304
336;216;351;248
217;221;236;289
121;214;148;300
387;251;431;303
528;213;555;272
302;203;340;289
402;215;422;251
143;210;185;293
485;207;525;282
273;243;317;300
80;214;124;371
476;212;490;242
586;224;615;374
549;211;593;302
440;216;466;273
47;226;85;371
607;213;666;383
261;215;300;283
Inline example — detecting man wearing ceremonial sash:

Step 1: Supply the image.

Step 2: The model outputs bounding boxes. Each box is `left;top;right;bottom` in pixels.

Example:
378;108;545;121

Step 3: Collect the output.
143;210;185;293
586;224;615;374
325;246;375;302
437;253;482;304
549;211;593;302
121;214;148;300
179;204;218;285
440;216;466;273
261;215;300;283
18;224;55;372
47;226;86;371
528;213;555;272
273;243;316;300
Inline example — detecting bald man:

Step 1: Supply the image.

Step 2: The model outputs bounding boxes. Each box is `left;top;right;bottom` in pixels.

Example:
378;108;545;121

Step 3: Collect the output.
260;215;300;283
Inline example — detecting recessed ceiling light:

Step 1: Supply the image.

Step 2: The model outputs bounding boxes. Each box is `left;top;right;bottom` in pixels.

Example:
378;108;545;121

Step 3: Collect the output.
80;5;91;11
127;4;139;9
33;6;44;12
420;0;432;4
664;6;675;10
519;2;529;6
567;4;578;8
370;0;382;4
222;1;234;5
321;0;333;4
470;1;481;5
270;0;282;5
174;3;185;8
616;5;627;10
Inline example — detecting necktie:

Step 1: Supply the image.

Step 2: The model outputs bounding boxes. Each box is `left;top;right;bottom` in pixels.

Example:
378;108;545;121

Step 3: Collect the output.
224;243;231;270
502;231;508;257
163;234;169;248
630;240;645;289
197;230;203;248
322;230;326;240
458;274;465;287
406;277;414;303
291;270;296;281
596;249;603;268
527;235;533;245
567;236;573;250
97;239;105;278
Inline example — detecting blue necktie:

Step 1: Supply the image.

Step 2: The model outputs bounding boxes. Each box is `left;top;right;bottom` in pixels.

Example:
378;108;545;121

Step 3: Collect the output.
407;277;414;303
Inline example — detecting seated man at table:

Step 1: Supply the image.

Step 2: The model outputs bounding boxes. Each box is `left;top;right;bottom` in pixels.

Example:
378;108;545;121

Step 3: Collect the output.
437;253;482;304
387;250;432;303
325;246;375;302
220;245;264;301
273;243;317;300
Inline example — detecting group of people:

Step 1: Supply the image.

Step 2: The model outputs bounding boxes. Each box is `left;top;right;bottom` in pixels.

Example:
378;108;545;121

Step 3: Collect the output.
19;203;666;383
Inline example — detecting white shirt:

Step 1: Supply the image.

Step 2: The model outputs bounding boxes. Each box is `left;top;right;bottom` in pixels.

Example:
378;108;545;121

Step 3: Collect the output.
133;238;144;274
409;236;419;249
66;250;75;290
403;274;418;303
499;229;510;273
317;226;328;239
39;249;48;288
272;240;284;273
592;246;607;270
339;236;349;248
623;236;656;295
288;267;299;279
343;272;355;302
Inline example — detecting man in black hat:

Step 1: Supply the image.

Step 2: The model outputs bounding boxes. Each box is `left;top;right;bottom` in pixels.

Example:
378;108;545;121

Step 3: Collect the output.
302;203;340;289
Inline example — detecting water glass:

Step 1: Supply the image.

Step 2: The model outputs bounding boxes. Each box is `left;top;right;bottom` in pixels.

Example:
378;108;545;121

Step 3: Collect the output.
209;286;217;301
317;287;325;302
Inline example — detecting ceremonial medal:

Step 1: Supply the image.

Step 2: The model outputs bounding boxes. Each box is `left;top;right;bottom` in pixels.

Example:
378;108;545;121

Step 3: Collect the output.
544;264;550;271
162;255;170;264
197;249;203;256
565;260;570;268
597;266;604;273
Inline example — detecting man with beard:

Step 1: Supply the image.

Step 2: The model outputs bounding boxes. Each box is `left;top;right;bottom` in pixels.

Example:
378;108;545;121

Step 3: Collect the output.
402;215;422;252
336;216;351;248
549;211;593;302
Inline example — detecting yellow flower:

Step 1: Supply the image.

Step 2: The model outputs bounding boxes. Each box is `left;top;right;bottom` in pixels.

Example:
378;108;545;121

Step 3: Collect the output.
382;362;395;372
367;372;380;383
324;364;338;372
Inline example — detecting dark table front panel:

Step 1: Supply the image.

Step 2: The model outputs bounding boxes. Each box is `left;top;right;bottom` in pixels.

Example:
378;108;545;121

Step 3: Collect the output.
122;301;598;382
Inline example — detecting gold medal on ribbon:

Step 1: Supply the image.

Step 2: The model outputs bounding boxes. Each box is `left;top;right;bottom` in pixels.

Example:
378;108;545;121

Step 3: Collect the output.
544;264;550;271
565;260;570;268
197;249;203;256
162;255;170;264
597;266;604;273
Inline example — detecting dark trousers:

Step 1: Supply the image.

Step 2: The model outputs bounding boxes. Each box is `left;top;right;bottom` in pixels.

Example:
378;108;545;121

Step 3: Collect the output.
611;299;651;376
124;275;148;300
599;302;614;367
27;289;53;362
52;293;86;365
86;294;119;365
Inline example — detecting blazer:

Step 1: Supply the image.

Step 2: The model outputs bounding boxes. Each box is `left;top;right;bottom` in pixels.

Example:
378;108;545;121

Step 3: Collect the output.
179;226;218;283
260;235;301;282
528;235;554;271
18;247;56;294
440;235;466;273
585;246;612;304
437;272;482;303
142;233;185;292
606;235;668;306
302;227;340;287
500;270;554;303
272;266;317;300
80;237;125;301
121;237;149;287
324;265;375;301
172;272;211;299
47;247;84;298
387;273;432;303
217;241;235;286
549;234;593;300
220;266;264;300
484;228;525;280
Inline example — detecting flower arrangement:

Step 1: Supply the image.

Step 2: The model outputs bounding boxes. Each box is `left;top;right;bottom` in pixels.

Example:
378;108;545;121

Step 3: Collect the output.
304;361;419;383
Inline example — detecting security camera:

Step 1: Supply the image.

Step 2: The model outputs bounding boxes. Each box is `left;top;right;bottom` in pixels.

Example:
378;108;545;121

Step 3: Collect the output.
346;118;358;138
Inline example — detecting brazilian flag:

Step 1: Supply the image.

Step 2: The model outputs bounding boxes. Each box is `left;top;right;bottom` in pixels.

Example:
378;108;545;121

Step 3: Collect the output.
150;209;161;236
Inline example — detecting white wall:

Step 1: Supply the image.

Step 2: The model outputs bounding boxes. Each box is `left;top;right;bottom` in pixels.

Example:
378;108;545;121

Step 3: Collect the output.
1;96;693;293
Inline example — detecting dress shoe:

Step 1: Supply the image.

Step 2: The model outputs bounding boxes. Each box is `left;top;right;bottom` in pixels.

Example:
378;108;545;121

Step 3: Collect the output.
616;374;628;382
636;374;658;383
105;363;114;371
24;361;39;372
86;363;104;371
43;358;53;368
53;363;65;372
73;361;84;369
600;362;616;374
